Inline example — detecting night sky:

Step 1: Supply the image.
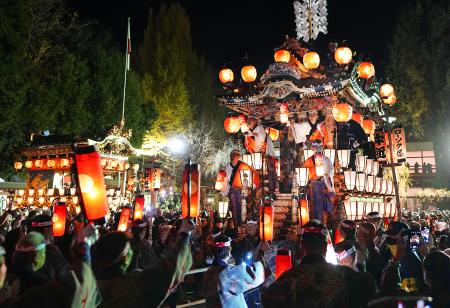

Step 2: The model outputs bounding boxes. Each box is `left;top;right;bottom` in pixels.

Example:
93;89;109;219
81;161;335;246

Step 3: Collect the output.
69;0;403;73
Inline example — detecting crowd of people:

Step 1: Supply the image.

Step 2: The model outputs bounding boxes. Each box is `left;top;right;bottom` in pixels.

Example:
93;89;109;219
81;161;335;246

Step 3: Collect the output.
0;204;447;307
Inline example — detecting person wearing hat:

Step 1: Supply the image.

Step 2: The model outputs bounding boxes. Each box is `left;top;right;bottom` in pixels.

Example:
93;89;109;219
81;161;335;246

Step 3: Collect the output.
201;234;266;308
30;214;70;283
303;140;335;223
220;150;260;234
93;218;194;308
379;221;425;295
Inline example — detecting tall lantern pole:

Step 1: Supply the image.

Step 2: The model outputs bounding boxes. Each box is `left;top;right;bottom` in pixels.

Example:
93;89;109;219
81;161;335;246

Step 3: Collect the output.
386;124;401;218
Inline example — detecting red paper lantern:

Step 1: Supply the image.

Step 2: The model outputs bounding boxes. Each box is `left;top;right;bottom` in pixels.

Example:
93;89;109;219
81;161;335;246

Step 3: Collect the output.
35;159;43;168
224;116;241;134
362;119;376;135
358;62;375;79
383;94;397;106
117;207;131;232
351;113;364;126
332;103;353;123
134;195;145;221
260;198;274;241
182;163;200;218
303;52;320;69
380;83;394;98
274;49;290;63
215;170;226;191
275;249;292;279
75;146;109;221
334;47;352;65
219;68;234;84
298;199;309;227
60;158;70;168
241;65;257;83
52;204;67;237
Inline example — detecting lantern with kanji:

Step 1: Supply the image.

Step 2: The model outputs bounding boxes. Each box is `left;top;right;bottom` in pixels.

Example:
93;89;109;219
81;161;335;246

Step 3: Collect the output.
358;62;375;79
182;163;200;218
362;119;376;136
275;248;292;279
117;207;131;232
303;52;320;69
215;170;226;191
75;146;109;221
298;199;309;227
219;68;234;84
151;168;161;190
334;47;352;65
241;65;257;83
274;49;290;63
134;195;144;221
332;103;353;123
223;116;241;134
52;204;67;237
260;198;274;241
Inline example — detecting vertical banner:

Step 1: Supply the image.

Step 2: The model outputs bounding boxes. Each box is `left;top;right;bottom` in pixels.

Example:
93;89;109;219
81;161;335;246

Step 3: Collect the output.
374;128;387;162
144;168;153;191
391;126;407;163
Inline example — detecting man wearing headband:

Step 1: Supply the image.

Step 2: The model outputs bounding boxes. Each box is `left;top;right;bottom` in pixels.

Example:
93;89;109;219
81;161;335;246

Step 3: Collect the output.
10;232;48;295
30;214;70;282
93;218;194;308
303;140;335;223
202;234;266;308
220;150;259;234
365;211;384;248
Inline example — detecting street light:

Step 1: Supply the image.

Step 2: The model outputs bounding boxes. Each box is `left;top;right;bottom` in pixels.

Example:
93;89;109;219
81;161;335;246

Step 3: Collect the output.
167;136;187;155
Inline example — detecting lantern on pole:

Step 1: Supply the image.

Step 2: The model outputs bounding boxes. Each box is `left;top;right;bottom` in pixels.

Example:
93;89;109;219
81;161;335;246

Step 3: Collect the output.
298;198;309;227
275;249;292;279
215;170;226;191
117;207;131;232
218;200;229;219
182;162;200;218
52;204;67;237
260;198;274;241
344;170;356;191
133;195;144;221
295;167;309;187
337;149;350;169
75;146;109;221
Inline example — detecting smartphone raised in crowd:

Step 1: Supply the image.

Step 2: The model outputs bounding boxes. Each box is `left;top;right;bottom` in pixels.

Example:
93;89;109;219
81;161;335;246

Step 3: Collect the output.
421;227;430;243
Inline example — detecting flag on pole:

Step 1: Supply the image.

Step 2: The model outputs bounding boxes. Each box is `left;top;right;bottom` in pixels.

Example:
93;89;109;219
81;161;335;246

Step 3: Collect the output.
126;18;131;70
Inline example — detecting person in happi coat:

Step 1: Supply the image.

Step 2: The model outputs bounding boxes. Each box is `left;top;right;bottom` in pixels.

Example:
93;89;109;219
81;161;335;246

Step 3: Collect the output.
220;150;259;233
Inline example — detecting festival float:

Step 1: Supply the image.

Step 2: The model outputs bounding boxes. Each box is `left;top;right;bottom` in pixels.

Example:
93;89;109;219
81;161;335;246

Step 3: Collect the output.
9;120;163;215
216;0;406;240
